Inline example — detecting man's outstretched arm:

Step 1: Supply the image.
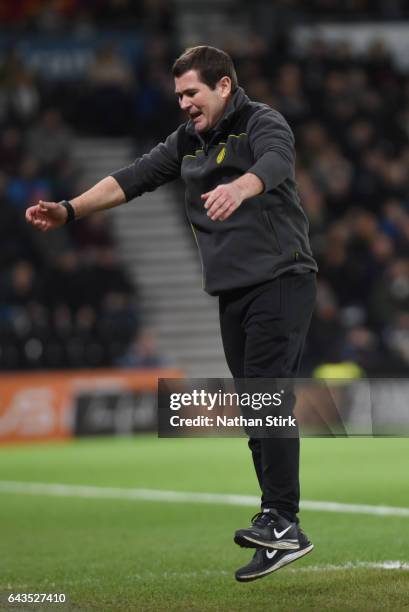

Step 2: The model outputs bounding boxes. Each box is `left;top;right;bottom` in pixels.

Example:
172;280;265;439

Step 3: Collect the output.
25;176;126;232
26;127;183;232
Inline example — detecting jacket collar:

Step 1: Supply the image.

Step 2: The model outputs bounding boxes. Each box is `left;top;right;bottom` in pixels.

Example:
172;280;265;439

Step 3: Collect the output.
186;87;250;139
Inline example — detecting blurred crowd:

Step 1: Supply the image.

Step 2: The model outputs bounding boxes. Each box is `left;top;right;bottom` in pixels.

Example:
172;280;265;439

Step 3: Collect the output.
0;5;408;375
0;195;140;371
0;0;173;32
2;0;409;30
160;32;408;376
245;0;409;22
0;100;140;370
235;35;409;375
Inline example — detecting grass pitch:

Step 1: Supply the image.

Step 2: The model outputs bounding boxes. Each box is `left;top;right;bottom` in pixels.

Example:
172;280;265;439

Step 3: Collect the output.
0;436;408;611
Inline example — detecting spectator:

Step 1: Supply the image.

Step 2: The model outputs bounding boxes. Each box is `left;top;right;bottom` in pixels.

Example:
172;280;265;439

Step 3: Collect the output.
370;259;409;329
385;312;409;369
26;108;73;173
6;156;52;209
0;127;23;175
116;329;169;369
7;66;40;126
85;45;135;135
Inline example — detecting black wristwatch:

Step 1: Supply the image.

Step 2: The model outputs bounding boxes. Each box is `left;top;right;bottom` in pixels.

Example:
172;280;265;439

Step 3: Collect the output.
59;200;75;224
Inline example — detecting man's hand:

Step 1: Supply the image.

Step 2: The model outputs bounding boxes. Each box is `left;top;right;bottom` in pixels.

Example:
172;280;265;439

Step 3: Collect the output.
25;200;67;232
201;173;264;221
201;183;244;221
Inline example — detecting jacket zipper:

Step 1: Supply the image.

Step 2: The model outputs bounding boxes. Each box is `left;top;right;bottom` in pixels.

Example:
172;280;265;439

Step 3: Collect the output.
203;132;219;156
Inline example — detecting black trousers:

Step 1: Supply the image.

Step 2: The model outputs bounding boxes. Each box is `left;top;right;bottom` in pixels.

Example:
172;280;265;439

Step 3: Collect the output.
218;272;316;522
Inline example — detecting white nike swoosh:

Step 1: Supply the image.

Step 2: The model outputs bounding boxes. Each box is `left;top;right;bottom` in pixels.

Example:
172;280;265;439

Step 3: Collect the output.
266;550;278;559
274;525;292;539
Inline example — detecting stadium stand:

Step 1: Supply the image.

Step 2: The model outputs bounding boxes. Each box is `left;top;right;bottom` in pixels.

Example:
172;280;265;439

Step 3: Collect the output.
0;80;139;370
0;2;408;375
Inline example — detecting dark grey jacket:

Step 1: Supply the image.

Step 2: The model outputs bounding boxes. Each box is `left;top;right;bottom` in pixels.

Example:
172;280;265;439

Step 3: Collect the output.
112;88;318;295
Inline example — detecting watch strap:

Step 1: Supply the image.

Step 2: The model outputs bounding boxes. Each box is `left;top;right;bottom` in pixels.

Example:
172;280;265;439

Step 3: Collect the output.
60;200;75;224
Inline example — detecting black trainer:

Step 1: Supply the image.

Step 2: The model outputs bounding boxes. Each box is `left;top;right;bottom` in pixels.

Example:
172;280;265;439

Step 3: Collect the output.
234;509;299;550
235;528;314;582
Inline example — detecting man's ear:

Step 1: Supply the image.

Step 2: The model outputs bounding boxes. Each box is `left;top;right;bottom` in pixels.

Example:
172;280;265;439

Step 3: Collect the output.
217;76;232;98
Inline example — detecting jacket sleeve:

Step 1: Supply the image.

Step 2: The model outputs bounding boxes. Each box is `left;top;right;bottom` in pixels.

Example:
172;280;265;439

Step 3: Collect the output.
246;107;295;192
110;126;183;201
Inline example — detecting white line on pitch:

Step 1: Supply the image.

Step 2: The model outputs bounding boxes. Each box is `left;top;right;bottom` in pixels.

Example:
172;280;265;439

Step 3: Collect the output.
127;561;409;577
126;561;409;578
128;561;409;577
291;561;409;572
1;561;408;590
0;481;408;517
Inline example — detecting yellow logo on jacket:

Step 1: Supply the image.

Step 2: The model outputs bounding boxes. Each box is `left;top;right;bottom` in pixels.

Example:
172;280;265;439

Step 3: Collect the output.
216;146;226;164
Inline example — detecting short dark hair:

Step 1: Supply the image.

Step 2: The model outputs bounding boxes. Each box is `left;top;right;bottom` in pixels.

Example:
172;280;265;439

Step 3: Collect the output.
172;46;238;92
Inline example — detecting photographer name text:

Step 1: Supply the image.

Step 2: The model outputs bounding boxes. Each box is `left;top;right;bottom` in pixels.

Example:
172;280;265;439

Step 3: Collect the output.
169;415;296;427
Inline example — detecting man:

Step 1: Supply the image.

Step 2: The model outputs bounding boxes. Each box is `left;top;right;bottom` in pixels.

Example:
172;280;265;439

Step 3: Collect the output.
26;46;318;581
